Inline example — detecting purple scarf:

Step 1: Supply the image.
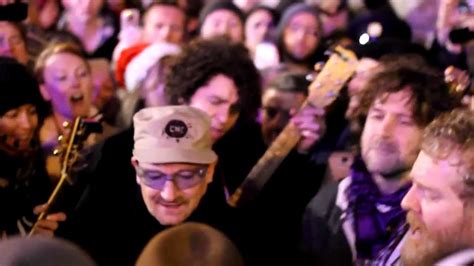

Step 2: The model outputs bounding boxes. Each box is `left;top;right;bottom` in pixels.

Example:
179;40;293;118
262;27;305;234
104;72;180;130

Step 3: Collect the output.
346;157;411;260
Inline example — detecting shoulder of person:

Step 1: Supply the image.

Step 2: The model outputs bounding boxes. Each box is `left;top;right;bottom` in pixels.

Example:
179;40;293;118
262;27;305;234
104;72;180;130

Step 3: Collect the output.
436;249;474;266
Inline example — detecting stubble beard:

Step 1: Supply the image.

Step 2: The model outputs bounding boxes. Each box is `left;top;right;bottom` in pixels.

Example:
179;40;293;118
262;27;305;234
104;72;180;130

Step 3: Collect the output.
362;141;409;179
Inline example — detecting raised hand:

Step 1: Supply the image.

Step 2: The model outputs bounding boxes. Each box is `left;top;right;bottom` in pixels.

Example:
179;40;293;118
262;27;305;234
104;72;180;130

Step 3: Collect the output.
291;105;326;154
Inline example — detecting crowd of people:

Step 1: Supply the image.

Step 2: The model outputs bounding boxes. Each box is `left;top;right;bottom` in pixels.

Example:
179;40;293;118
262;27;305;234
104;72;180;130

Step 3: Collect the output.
0;0;473;265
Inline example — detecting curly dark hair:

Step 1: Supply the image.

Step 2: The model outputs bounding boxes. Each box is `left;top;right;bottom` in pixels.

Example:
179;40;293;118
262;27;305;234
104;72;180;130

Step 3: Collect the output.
357;65;460;128
165;37;261;118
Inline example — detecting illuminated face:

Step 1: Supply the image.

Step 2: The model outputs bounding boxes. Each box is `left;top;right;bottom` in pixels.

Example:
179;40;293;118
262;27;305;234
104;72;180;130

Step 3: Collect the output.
63;0;104;21
135;162;214;226
361;88;423;177
89;59;115;110
0;22;28;65
188;74;240;142
245;9;274;53
0;104;38;152
401;151;474;265
40;53;93;120
143;5;185;44
38;0;61;30
261;89;305;145
283;12;320;60
319;8;349;36
200;10;243;43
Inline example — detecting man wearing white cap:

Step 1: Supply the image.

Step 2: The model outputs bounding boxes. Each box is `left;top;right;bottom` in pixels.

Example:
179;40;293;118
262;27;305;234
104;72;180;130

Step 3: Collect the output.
60;105;226;266
131;105;217;226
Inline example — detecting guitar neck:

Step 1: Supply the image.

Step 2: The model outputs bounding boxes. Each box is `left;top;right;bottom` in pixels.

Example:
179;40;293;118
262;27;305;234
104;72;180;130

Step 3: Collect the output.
227;46;358;208
227;102;307;207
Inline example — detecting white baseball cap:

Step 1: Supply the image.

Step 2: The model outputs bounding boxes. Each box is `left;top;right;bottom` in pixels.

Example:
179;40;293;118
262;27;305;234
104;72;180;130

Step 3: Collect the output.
133;106;217;164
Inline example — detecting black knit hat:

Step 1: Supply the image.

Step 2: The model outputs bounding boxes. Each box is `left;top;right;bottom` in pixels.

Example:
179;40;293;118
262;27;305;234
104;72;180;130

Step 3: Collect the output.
199;1;244;26
0;57;45;116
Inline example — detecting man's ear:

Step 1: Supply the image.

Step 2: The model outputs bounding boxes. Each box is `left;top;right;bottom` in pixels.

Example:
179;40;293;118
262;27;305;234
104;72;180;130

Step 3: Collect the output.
131;157;140;184
205;160;217;184
39;84;51;101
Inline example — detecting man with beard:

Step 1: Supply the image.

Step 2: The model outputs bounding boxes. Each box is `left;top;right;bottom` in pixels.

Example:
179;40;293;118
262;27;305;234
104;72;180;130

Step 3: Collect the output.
401;108;474;266
301;65;459;265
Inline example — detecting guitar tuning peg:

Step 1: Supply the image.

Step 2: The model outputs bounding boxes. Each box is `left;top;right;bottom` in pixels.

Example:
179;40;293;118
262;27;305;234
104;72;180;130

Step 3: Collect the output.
62;121;70;129
53;148;62;156
57;135;64;143
76;128;86;137
314;62;325;73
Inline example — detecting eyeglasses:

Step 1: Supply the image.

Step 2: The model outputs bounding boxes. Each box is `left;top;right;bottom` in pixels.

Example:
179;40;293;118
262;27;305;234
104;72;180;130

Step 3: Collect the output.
136;166;208;190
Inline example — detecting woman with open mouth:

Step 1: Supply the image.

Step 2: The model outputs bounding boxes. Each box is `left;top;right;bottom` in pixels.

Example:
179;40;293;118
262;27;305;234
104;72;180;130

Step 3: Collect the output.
34;42;117;182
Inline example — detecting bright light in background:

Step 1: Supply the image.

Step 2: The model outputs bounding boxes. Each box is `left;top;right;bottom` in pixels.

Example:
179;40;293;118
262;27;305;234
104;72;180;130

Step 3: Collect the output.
359;33;370;45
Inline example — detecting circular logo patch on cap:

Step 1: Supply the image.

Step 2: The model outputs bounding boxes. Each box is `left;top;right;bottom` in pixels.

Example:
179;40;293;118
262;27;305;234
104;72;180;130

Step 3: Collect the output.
164;120;188;141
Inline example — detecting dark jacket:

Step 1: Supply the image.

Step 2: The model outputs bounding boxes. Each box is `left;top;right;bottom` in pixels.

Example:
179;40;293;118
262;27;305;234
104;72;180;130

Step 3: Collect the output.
0;146;52;236
301;174;406;266
301;180;354;266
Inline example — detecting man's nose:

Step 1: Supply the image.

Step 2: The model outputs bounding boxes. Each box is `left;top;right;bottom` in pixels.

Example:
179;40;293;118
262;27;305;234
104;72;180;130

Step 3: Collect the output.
380;116;396;137
160;180;179;201
216;106;230;124
401;185;418;212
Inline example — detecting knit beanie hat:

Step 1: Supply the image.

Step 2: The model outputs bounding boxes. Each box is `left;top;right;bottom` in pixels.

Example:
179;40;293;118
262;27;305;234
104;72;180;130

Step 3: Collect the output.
275;3;320;42
0;57;44;116
199;1;244;26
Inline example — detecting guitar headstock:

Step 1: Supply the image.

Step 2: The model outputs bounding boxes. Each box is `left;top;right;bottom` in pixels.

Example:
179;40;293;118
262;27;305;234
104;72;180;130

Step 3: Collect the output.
54;117;102;179
307;46;358;108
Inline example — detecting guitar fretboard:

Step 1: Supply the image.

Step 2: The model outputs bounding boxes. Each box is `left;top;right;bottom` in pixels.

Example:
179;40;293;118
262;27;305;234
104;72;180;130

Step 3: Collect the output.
228;46;357;207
